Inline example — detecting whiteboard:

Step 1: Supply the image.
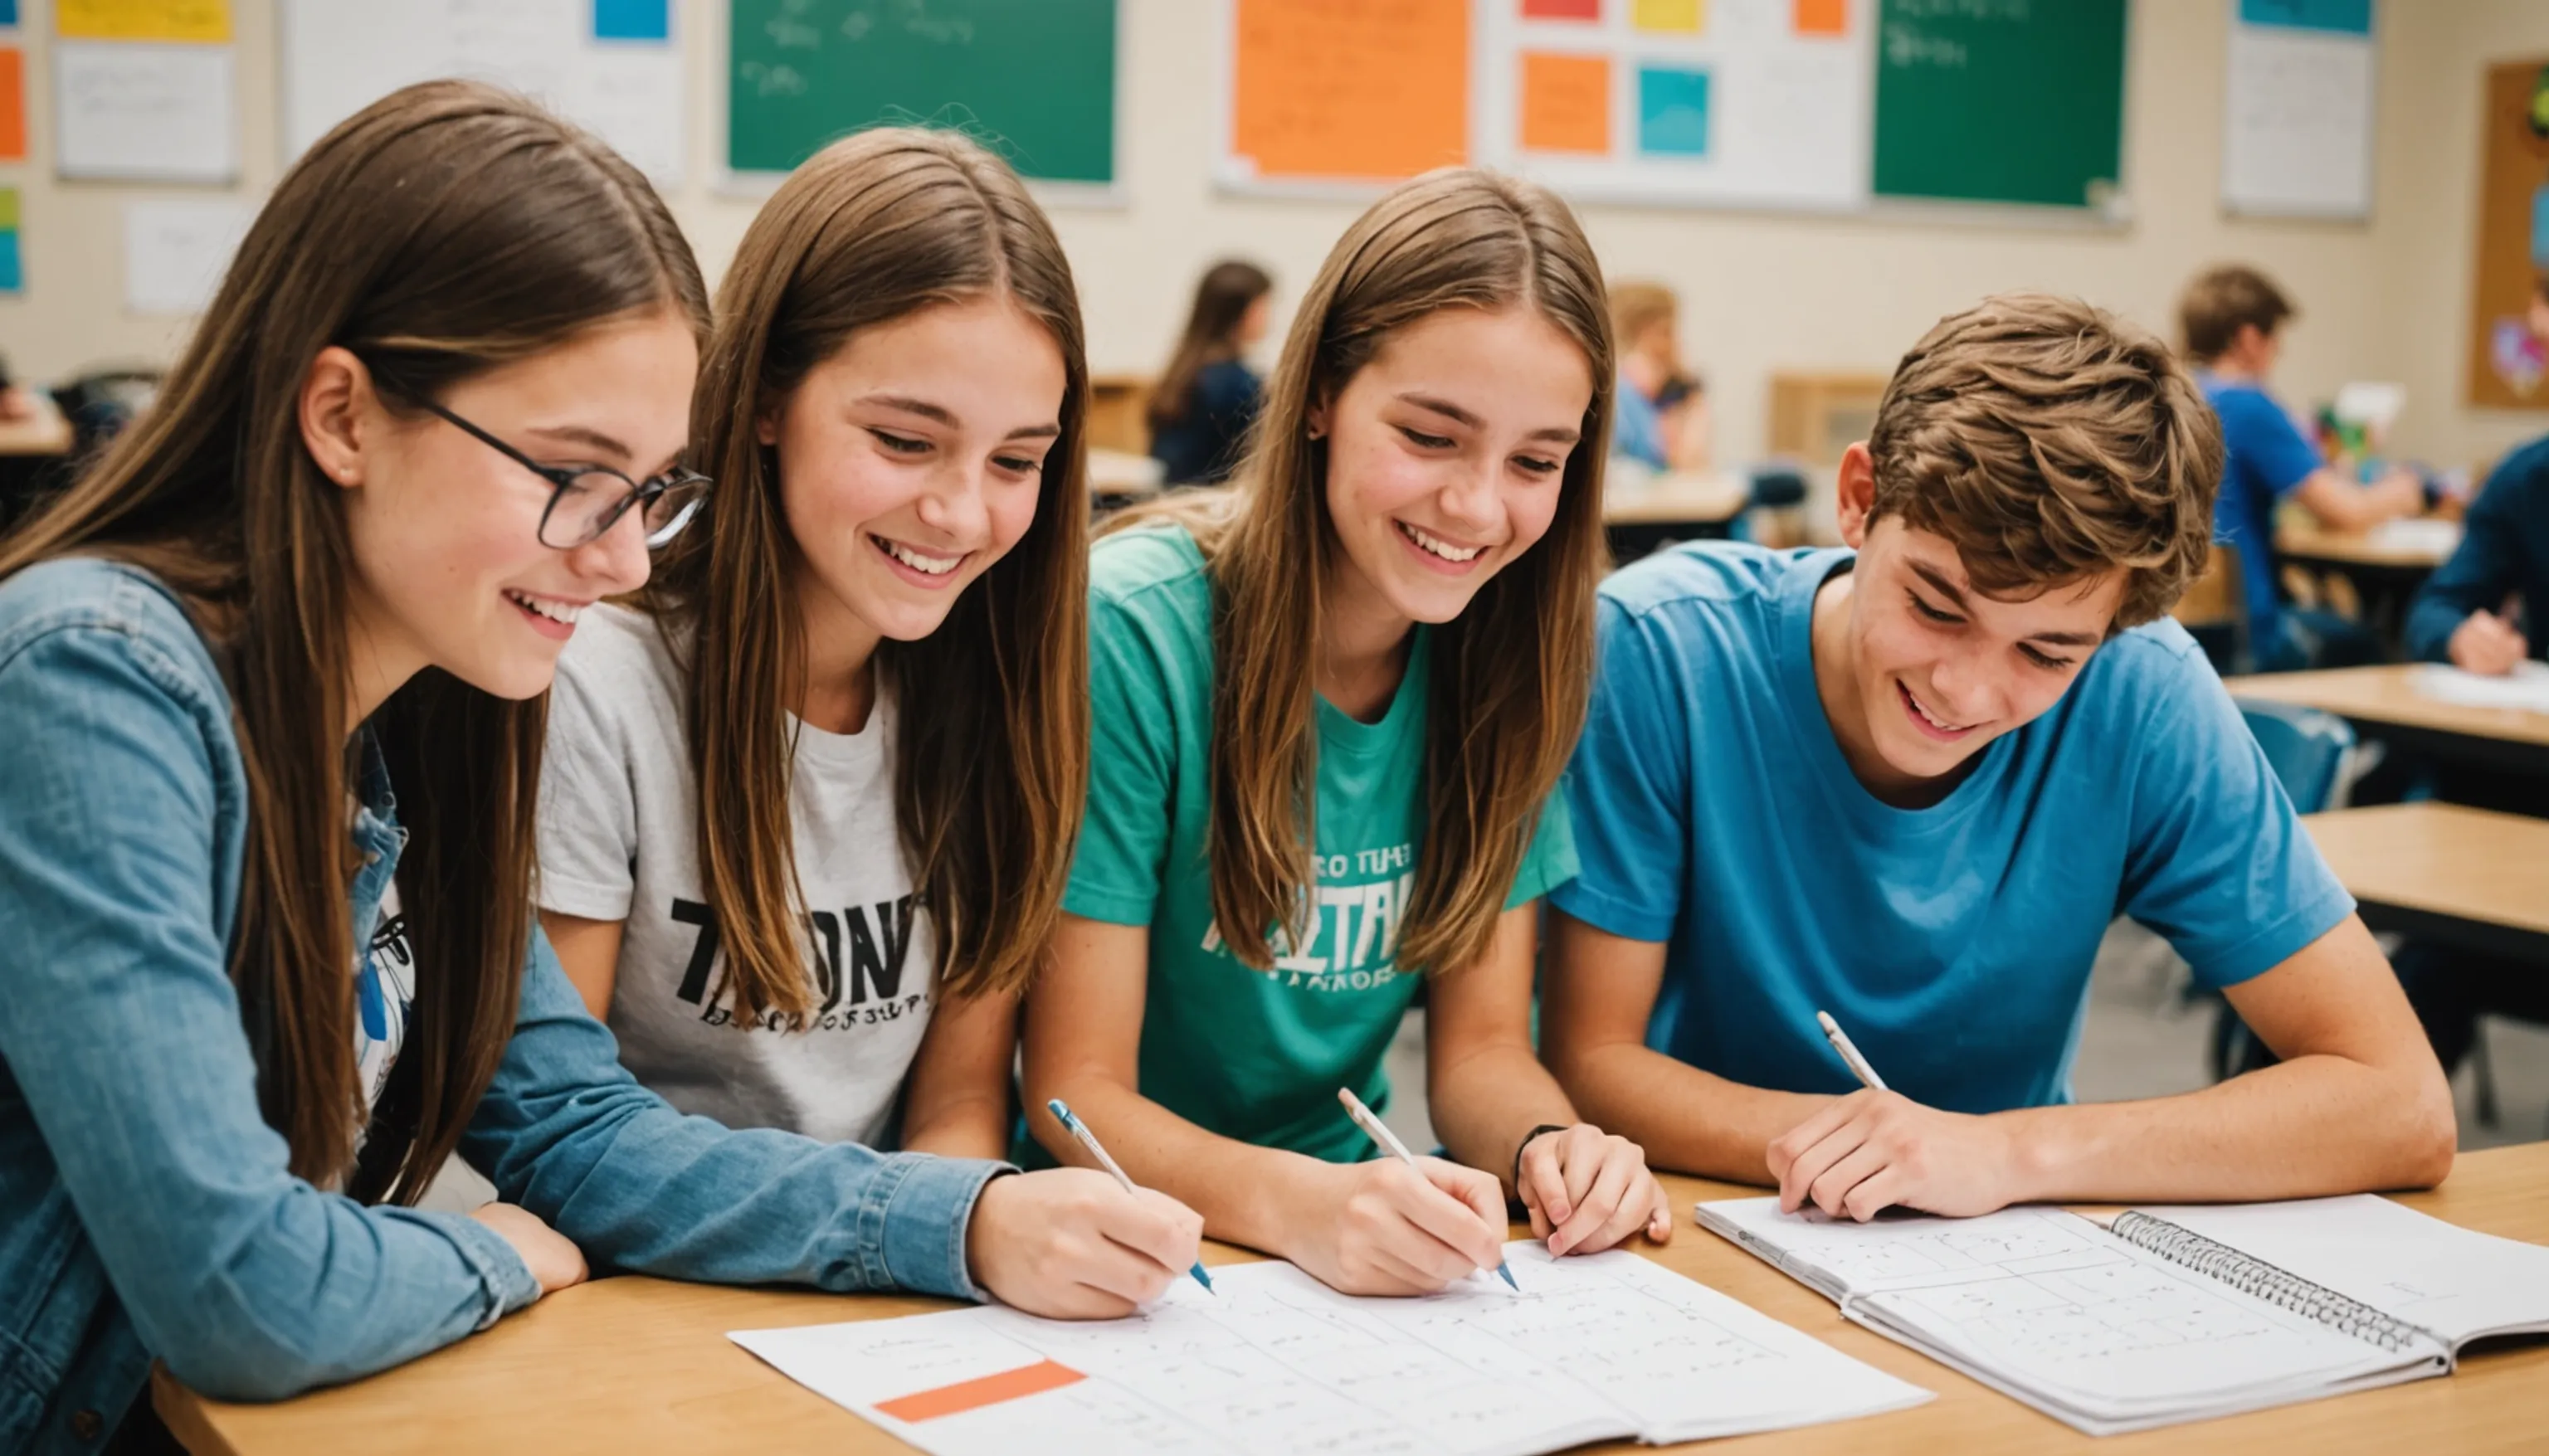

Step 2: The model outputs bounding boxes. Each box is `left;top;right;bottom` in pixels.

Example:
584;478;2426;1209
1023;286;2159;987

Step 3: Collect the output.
1475;0;1870;212
280;0;685;183
2221;0;2376;221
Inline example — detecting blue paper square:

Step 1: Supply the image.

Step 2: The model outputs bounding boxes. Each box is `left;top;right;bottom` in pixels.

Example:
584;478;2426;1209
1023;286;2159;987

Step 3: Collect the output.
0;231;21;295
593;0;670;42
2238;0;2373;37
2532;184;2549;272
0;2;17;29
1638;66;1710;158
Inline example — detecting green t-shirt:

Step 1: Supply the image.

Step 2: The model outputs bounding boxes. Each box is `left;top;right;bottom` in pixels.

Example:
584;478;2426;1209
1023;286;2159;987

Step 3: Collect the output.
1062;524;1577;1164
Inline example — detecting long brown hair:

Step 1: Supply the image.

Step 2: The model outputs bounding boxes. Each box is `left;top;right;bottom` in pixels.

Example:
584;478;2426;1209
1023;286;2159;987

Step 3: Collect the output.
645;128;1090;1025
1148;259;1272;428
1113;168;1611;977
0;81;709;1202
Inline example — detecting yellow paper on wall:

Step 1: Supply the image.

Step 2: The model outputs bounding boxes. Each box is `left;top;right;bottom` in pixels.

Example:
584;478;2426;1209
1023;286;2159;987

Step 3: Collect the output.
1632;0;1703;33
54;0;232;44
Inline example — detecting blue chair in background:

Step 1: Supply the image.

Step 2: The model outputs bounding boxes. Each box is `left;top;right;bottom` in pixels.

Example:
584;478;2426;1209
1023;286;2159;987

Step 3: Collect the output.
2206;701;2356;1080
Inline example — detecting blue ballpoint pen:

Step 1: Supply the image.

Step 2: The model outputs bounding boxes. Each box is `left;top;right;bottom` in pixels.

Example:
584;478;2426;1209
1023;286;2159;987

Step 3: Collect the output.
1045;1098;1215;1295
1337;1086;1519;1292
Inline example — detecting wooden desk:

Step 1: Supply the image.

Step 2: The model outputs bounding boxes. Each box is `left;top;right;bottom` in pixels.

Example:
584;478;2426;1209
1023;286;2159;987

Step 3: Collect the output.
2304;802;2549;965
160;1146;2549;1456
2274;519;2460;571
1604;470;1748;563
0;397;73;458
2227;665;2549;778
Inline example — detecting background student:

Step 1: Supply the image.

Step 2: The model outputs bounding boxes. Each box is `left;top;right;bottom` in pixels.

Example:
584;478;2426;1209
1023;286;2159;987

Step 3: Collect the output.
1606;280;1709;477
0;84;1198;1449
1025;169;1672;1301
1147;260;1272;486
2180;263;2425;672
538;128;1091;1162
1541;294;2454;1225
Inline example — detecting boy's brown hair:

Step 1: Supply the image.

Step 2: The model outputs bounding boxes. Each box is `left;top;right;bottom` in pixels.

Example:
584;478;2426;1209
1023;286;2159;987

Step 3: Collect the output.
2177;263;2293;362
1866;292;2222;631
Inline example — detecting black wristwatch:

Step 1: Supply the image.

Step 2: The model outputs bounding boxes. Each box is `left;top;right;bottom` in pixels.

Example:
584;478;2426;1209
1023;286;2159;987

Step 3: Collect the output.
1513;1123;1571;1187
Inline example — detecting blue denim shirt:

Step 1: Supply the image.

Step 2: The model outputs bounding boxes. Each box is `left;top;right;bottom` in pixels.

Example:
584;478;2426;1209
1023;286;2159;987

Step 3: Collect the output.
0;559;1007;1453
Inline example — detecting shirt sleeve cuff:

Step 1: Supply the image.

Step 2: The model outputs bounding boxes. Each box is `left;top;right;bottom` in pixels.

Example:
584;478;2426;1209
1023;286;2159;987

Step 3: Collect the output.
1060;880;1156;927
423;1206;543;1327
1548;879;1674;944
534;867;634;922
861;1154;1015;1303
2188;884;2357;990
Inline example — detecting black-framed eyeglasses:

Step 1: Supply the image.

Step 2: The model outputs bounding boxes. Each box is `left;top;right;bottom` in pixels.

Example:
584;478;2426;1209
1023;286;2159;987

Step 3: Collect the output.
419;399;710;551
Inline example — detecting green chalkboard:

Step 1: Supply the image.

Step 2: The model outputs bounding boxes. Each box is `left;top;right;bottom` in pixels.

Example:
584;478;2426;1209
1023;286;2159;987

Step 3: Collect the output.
727;0;1117;184
1871;0;2127;210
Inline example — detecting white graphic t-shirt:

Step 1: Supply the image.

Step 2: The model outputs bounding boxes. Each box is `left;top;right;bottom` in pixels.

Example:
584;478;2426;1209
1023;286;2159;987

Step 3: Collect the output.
535;606;933;1147
355;881;413;1117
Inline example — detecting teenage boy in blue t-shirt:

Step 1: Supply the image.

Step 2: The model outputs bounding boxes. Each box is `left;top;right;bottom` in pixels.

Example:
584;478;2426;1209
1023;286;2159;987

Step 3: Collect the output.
2180;264;2424;672
1541;294;2454;1224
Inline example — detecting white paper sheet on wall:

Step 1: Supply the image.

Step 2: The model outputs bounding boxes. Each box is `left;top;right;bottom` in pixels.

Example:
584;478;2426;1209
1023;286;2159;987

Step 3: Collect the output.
54;40;238;183
280;0;684;183
2221;3;2376;220
122;197;252;315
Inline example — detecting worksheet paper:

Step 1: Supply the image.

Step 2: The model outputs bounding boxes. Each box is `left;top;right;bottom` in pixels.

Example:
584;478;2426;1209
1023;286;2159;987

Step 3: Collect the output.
2413;661;2549;714
732;1242;1929;1455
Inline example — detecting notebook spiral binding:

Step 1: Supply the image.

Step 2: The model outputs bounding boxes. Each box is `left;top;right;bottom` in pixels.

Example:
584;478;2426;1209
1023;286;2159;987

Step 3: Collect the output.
2109;1212;2439;1355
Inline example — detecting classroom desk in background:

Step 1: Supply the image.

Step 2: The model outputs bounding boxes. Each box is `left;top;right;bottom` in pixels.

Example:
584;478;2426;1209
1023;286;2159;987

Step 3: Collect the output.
2274;517;2461;572
2226;665;2549;780
2303;802;2549;967
158;1144;2549;1456
1603;470;1748;563
0;397;76;530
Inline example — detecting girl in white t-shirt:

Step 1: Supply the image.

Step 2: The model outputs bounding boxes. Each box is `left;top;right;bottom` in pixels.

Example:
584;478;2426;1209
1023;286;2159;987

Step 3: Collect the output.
537;129;1096;1167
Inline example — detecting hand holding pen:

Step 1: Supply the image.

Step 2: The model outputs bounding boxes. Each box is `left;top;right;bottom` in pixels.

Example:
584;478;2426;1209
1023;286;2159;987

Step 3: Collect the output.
1769;1010;2026;1223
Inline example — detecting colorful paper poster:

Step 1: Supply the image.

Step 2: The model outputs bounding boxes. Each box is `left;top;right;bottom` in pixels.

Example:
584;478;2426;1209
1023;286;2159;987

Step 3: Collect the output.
1794;0;1847;37
592;0;669;42
1633;0;1702;33
0;187;21;295
1637;65;1709;155
1230;0;1469;182
54;0;231;43
1520;51;1608;154
2238;0;2372;36
0;48;22;161
1522;0;1599;17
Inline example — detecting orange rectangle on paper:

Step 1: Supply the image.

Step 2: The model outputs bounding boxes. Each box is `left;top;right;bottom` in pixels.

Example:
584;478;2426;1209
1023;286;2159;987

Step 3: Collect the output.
875;1359;1084;1423
1793;0;1847;36
1233;0;1470;182
1521;52;1610;154
0;51;22;163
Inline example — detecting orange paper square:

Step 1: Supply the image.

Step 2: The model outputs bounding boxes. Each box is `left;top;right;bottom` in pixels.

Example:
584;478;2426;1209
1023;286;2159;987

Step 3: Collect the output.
1794;0;1847;36
0;51;22;163
1521;51;1611;155
1233;0;1471;181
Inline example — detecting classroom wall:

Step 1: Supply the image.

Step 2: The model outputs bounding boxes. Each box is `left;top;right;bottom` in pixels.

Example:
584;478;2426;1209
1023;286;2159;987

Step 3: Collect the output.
0;0;2537;482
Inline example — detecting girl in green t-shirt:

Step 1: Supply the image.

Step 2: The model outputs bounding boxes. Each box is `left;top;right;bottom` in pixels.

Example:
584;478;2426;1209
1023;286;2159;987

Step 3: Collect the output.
1025;168;1674;1298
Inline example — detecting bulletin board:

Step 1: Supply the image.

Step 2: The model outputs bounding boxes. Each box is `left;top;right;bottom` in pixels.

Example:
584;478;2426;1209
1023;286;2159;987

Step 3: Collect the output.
1219;0;2131;217
2463;59;2549;410
280;0;685;183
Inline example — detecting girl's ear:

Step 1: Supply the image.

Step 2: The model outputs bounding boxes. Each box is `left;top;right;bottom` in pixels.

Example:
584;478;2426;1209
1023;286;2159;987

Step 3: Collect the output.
300;345;377;489
1305;387;1332;441
755;397;784;448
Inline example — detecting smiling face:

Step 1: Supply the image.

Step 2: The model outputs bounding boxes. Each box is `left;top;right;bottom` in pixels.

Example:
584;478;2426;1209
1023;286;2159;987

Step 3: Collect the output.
321;308;699;710
759;296;1065;654
1818;443;2122;801
1313;305;1592;635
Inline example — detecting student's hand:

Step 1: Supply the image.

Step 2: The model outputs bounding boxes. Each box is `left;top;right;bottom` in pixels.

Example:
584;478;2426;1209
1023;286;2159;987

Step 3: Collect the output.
965;1168;1204;1319
2371;468;2425;518
1284;1156;1508;1297
470;1202;589;1297
2448;609;2530;676
1767;1090;2022;1222
1516;1123;1674;1255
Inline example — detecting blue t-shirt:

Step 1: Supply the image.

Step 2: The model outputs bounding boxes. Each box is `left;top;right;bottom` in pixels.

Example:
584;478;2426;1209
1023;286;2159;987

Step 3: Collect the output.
2201;376;2323;652
1551;543;2354;1113
1612;369;1667;472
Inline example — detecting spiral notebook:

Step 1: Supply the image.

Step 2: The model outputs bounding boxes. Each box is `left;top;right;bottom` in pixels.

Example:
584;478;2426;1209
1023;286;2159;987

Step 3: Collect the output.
1697;1193;2549;1435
